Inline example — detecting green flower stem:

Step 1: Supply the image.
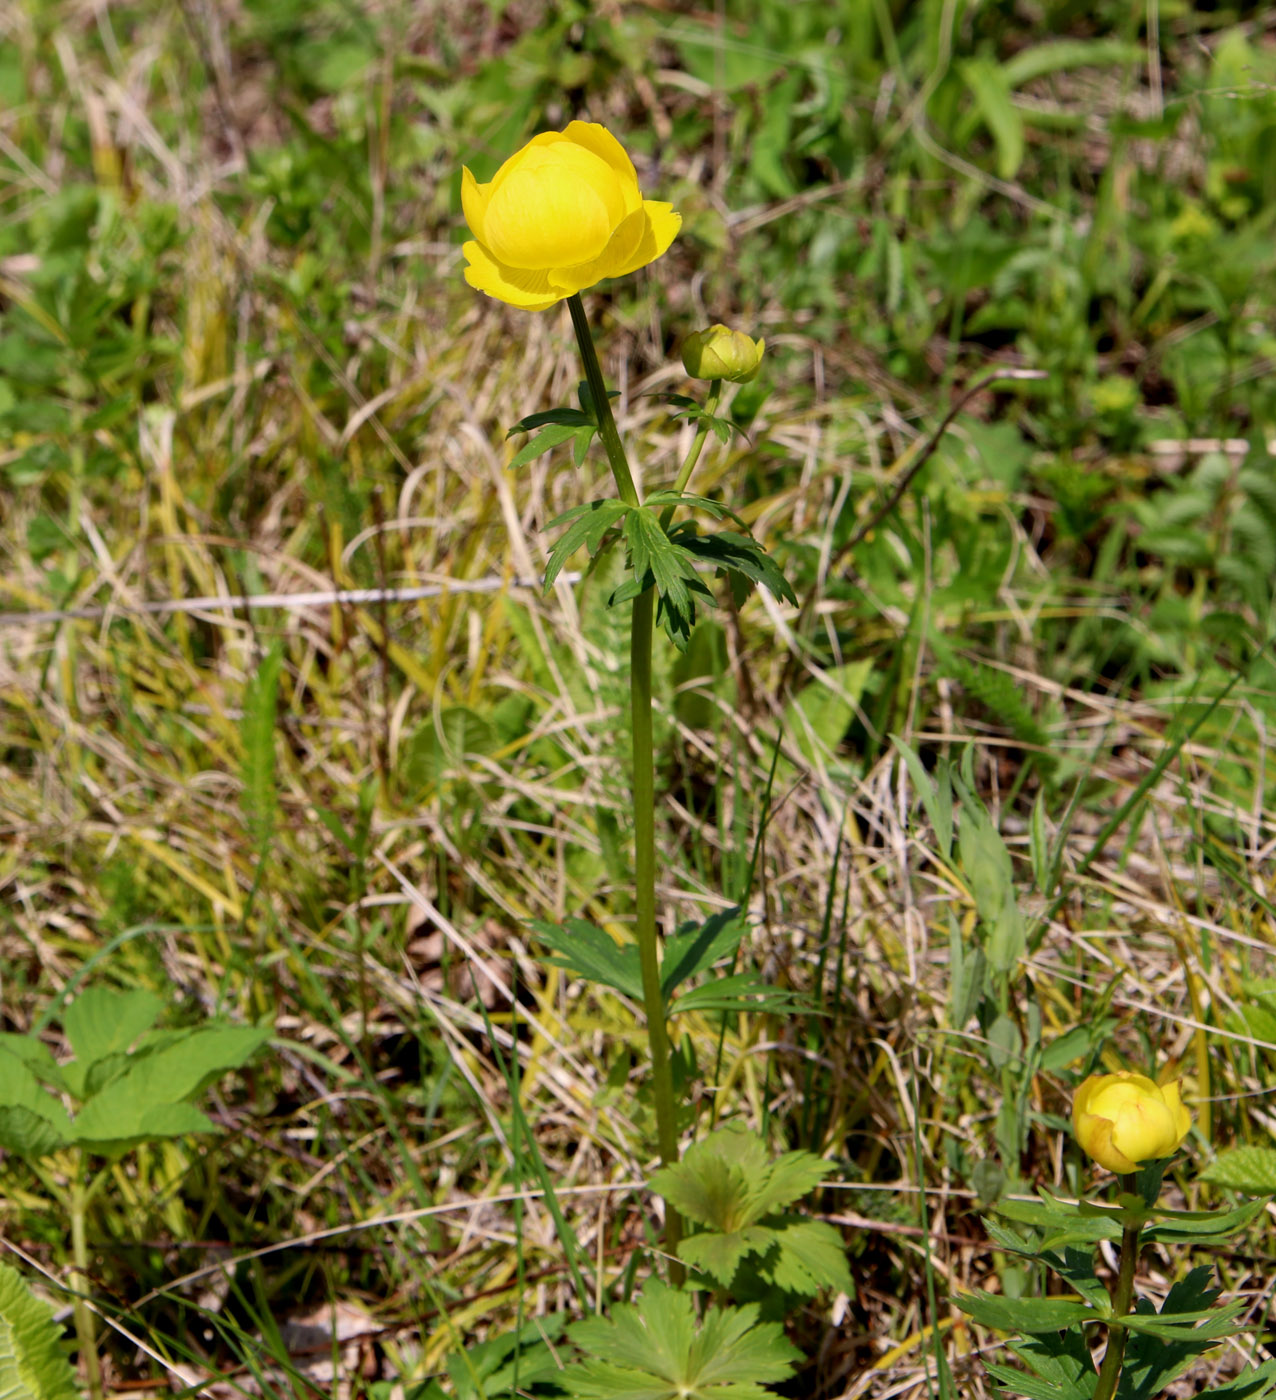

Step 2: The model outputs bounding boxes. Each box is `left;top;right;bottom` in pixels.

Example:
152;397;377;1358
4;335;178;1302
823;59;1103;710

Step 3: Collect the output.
566;293;683;1276
1093;1183;1141;1400
661;380;722;527
68;1159;104;1400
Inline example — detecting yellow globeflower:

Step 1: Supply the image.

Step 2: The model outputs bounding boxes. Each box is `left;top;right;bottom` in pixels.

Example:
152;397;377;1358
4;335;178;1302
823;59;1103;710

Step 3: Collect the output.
681;324;766;383
462;122;681;311
1072;1071;1192;1174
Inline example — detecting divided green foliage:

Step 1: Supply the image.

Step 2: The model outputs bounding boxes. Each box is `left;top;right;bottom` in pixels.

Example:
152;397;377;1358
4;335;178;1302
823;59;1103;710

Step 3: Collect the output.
649;1124;850;1298
0;1262;81;1400
562;1282;800;1400
531;909;801;1020
0;987;270;1158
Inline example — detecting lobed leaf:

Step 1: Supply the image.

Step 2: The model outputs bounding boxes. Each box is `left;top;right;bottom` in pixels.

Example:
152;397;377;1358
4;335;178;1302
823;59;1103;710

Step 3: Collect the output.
563;1283;798;1400
530;919;645;1001
0;1262;81;1400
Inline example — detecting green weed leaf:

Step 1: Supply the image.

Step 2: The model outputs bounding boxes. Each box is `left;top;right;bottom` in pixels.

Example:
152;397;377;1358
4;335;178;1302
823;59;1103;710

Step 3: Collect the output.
62;986;163;1084
984;1328;1094;1400
509;422;589;471
0;1262;81;1400
1199;1146;1276;1195
563;1282;799;1400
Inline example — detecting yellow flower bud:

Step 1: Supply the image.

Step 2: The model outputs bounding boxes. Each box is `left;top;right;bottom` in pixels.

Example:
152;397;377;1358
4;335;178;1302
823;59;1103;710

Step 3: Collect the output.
461;122;681;311
680;324;766;383
1072;1071;1192;1174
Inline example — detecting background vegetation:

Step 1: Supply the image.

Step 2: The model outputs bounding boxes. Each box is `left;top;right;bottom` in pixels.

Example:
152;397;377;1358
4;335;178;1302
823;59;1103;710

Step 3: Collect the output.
2;0;1275;1395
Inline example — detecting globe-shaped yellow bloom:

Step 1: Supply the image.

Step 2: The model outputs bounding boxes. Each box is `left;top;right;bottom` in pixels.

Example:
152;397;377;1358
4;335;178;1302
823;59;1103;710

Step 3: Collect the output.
462;122;681;311
1072;1071;1191;1174
681;325;766;383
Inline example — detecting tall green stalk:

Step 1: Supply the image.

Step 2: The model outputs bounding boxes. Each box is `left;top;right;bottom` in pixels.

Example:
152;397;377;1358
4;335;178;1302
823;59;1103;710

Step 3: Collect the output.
567;294;682;1270
1092;1179;1140;1400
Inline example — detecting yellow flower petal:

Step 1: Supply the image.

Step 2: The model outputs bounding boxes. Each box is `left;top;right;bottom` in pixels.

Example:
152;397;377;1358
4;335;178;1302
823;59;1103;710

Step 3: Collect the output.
1072;1069;1193;1174
461;167;490;242
561;121;642;216
462;241;567;311
548;206;647;294
609;201;682;280
483;143;626;270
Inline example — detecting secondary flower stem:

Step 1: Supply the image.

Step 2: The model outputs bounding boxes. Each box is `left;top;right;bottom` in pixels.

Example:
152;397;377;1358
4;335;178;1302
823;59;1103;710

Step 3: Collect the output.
660;380;721;530
1093;1192;1141;1400
566;292;683;1277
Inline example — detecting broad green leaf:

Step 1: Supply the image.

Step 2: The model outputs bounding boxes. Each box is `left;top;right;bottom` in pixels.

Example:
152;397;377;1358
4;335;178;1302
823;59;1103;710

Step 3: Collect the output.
70;1024;270;1148
999;38;1143;88
530;919;644;1001
0;1059;72;1158
891;736;953;856
669;974;805;1018
0;1035;61;1087
0;1261;81;1400
62;986;163;1076
954;1291;1096;1334
0;1106;69;1158
661;909;746;999
1205;1360;1276;1400
71;1099;214;1151
1199;1146;1276;1195
563;1283;799;1400
1119;1269;1238;1398
960;58;1025;179
779;660;873;778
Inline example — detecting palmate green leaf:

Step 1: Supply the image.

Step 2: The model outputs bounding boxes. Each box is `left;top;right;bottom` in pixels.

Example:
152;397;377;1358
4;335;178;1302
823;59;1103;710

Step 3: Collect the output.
0;1035;62;1089
650;1126;842;1294
1205;1360;1276;1400
985;1328;1094;1400
544;499;630;589
530;919;644;1001
954;1291;1097;1335
1199;1145;1276;1195
1118;1269;1234;1399
563;1283;799;1400
674;528;798;608
762;1217;853;1295
984;1222;1108;1308
660;909;746;1000
625;508;701;642
0;1262;81;1400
